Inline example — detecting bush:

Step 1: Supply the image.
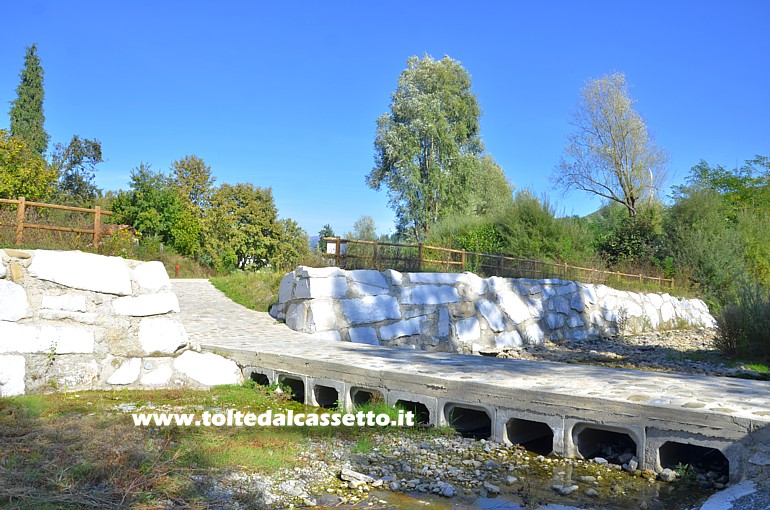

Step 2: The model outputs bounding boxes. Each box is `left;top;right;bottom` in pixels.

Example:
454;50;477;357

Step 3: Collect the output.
714;284;770;361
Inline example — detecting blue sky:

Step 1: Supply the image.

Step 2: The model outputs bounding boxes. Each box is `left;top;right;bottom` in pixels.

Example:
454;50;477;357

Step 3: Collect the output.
1;1;768;237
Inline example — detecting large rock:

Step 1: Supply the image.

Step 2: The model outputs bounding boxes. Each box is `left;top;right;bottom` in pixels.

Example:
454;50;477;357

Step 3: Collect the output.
476;299;507;332
401;285;460;305
139;317;189;354
173;351;242;386
113;293;180;317
28;250;133;295
140;364;173;385
107;358;141;385
496;291;532;324
0;323;94;354
41;294;88;312
348;270;389;296
349;327;379;345
380;318;423;341
0;355;25;396
341;295;401;324
0;280;28;321
132;261;171;293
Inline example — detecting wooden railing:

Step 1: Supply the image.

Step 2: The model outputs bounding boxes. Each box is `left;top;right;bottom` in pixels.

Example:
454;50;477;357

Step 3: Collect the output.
322;237;674;288
0;196;113;249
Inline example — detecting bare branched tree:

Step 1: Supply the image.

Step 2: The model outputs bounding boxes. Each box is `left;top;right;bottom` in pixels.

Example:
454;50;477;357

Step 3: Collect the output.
554;72;668;217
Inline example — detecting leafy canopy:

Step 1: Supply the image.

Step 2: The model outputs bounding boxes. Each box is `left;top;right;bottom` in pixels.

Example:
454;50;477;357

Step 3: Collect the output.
367;54;485;240
0;129;56;200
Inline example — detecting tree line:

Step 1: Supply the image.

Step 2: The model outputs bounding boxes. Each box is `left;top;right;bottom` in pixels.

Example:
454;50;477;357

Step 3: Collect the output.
0;44;309;272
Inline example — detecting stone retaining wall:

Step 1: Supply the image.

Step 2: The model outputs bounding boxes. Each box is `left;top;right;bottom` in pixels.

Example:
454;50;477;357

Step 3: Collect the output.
0;249;241;396
271;267;715;353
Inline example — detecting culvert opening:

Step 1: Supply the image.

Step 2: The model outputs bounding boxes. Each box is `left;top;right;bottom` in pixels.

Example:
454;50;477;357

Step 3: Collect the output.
575;427;637;463
278;376;305;403
314;385;339;408
395;400;430;425
351;388;383;407
249;372;270;386
659;441;730;484
506;418;554;455
444;405;491;439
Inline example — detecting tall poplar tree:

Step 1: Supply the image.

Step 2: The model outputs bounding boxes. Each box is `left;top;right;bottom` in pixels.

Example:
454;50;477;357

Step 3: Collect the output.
9;44;49;156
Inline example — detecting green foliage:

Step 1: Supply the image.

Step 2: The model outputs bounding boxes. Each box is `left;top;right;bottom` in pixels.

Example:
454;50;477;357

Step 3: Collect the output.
464;155;515;216
317;223;335;253
592;203;664;266
715;284;770;362
367;54;484;239
0;129;56;200
169;154;215;211
428;190;596;266
204;183;278;271
272;218;311;272
8;44;49;156
555;72;668;217
50;135;103;206
345;215;377;240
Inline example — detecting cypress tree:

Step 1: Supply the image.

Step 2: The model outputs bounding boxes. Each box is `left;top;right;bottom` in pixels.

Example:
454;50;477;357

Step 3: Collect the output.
9;44;49;156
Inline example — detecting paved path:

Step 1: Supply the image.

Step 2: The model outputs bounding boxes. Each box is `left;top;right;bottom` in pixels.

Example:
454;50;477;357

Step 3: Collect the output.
173;279;770;422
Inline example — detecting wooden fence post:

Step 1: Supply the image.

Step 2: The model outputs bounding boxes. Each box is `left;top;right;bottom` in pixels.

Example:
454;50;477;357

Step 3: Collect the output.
461;249;466;272
418;243;423;271
335;237;341;267
373;241;379;270
93;206;102;250
15;196;25;246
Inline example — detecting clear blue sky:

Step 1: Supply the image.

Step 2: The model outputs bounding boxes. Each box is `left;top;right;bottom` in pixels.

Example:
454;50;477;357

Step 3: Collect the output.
1;1;768;237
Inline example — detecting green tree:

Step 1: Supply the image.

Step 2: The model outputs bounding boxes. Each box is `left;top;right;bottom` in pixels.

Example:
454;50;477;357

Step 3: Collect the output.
465;155;514;216
50;135;103;205
367;54;484;239
346;215;377;240
273;218;311;272
317;223;335;253
111;163;200;256
0;129;55;200
9;44;49;156
684;156;770;215
169;154;215;211
554;72;668;217
204;183;278;271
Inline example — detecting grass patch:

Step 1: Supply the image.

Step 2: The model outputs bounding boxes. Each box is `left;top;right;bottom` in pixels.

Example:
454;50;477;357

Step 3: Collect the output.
210;271;284;312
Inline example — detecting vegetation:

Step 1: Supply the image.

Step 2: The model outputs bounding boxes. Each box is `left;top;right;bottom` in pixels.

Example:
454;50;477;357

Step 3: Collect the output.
367;54;512;240
210;271;284;312
8;44;49;156
0;129;55;200
0;384;446;509
554;72;669;218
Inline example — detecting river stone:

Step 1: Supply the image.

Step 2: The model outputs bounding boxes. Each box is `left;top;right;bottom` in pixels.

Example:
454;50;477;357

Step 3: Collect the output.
132;261;171;293
28;250;133;295
0;280;28;321
139;317;189;354
107;358;141;385
0;355;25;396
113;293;180;316
173;351;242;386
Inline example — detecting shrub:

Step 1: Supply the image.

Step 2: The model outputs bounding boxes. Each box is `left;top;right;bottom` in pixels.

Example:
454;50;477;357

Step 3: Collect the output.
714;284;770;361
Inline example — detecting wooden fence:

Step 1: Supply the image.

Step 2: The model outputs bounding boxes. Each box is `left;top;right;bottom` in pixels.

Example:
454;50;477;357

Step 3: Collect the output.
0;196;113;249
322;237;674;288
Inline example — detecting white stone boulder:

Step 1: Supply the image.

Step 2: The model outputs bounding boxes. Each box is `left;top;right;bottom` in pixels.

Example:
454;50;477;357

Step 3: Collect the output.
113;293;180;317
41;294;88;312
107;358;141;385
341;295;401;324
349;270;389;295
139;317;189;354
140;364;173;385
173;351;242;386
401;285;460;305
349;327;379;345
0;355;25;396
132;261;171;293
380;317;423;341
0;323;94;354
0;280;28;321
455;317;481;344
476;300;507;332
496;291;532;324
28;250;133;295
